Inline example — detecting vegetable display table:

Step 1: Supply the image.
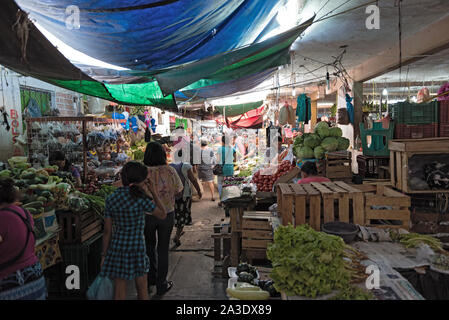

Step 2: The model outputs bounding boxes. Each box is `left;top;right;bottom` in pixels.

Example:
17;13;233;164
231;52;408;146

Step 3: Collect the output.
35;231;62;271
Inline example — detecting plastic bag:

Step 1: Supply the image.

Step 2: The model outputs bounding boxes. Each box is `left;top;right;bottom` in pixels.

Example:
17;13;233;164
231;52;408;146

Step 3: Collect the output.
86;275;114;300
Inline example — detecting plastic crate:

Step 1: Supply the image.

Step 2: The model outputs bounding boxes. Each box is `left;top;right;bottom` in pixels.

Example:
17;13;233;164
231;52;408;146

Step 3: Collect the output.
360;121;394;156
440;124;449;137
57;233;103;298
439;100;449;124
392;101;438;124
394;123;438;139
356;155;389;178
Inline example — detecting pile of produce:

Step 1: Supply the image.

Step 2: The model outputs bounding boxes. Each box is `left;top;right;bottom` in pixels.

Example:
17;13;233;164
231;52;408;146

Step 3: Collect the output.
77;173;100;195
95;185;118;199
251;160;296;192
226;284;270;300
332;286;373;300
392;232;445;253
237;168;252;178
293;122;350;160
267;225;351;298
432;253;449;271
226;263;271;300
126;139;146;161
223;176;245;187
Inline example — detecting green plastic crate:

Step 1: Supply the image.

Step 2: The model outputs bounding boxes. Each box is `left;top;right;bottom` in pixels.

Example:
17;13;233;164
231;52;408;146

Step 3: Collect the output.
360;121;395;157
392;101;438;124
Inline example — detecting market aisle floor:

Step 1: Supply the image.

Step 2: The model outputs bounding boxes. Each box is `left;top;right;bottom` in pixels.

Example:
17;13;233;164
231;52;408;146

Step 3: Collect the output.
126;195;228;300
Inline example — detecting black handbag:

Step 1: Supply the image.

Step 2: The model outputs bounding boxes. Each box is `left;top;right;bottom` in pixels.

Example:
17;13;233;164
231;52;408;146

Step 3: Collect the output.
213;164;223;175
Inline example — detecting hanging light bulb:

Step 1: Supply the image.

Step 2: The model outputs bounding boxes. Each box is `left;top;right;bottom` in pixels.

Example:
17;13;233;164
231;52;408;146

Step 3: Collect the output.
292;87;296;97
382;88;388;96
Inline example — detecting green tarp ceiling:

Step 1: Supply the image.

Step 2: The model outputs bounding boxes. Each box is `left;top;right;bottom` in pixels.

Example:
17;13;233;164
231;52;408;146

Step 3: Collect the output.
215;101;264;117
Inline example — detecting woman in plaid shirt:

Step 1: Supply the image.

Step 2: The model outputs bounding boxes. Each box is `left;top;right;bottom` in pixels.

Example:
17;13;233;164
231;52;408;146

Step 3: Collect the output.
100;161;166;300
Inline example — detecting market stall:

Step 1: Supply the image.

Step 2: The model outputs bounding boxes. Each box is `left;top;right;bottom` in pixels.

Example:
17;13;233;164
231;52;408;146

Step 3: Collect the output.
0;154;117;297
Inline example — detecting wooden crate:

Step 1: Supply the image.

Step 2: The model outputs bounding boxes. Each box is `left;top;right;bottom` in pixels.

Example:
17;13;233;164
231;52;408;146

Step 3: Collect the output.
242;212;274;263
56;210;103;244
276;181;365;230
325;152;352;180
389;138;449;194
355;185;411;230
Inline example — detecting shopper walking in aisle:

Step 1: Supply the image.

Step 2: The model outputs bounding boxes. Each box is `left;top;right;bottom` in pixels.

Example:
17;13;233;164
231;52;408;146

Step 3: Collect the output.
198;139;216;201
170;152;202;248
0;179;47;300
100;161;166;300
143;142;183;296
217;135;236;206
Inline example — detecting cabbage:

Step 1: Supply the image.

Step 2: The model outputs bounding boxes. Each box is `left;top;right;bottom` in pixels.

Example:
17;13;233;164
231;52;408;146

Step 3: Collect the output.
314;146;325;160
304;134;321;149
337;137;350;151
314;122;330;139
321;137;338;152
293;146;302;158
293;136;304;147
298;146;315;159
329;127;343;137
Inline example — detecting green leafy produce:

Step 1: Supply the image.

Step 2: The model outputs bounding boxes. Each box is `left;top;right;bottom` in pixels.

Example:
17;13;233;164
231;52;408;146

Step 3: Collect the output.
95;185;118;199
293;136;304;148
332;286;374;300
82;193;106;220
337;137;350;151
398;232;444;253
267;225;350;298
238;169;252;178
314;122;330;139
329;127;343;138
133;149;145;161
321;137;339;152
304;134;322;149
298;146;315;160
314;146;326;160
0;170;12;179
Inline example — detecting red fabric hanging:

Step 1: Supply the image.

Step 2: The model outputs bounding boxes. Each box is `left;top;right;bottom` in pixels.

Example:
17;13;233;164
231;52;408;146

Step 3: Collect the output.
215;105;265;129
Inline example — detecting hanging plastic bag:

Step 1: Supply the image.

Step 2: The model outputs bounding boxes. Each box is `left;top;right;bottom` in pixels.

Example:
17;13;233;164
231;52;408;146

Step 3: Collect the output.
279;105;288;125
86;275;114;300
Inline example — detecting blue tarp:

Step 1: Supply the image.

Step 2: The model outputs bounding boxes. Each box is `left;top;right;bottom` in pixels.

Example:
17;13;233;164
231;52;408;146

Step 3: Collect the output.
16;0;287;72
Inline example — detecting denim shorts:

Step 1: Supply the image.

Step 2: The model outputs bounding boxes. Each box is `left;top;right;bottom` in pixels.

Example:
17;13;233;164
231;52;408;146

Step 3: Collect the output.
0;262;47;300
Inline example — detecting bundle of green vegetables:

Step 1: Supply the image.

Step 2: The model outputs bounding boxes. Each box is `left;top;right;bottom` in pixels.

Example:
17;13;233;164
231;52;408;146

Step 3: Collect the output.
332;285;374;300
95;184;118;199
293;122;350;160
267;225;351;298
391;231;445;253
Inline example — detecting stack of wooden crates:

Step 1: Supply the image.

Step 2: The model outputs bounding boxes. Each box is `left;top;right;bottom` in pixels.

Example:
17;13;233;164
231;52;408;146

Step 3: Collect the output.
241;212;280;264
276;181;411;231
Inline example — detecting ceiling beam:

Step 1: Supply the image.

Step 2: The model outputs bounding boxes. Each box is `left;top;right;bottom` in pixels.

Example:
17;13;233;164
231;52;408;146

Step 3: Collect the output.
363;81;446;88
349;15;449;83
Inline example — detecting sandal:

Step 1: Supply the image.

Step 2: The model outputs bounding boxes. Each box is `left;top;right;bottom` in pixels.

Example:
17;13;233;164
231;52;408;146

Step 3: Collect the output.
156;281;174;296
211;198;215;202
